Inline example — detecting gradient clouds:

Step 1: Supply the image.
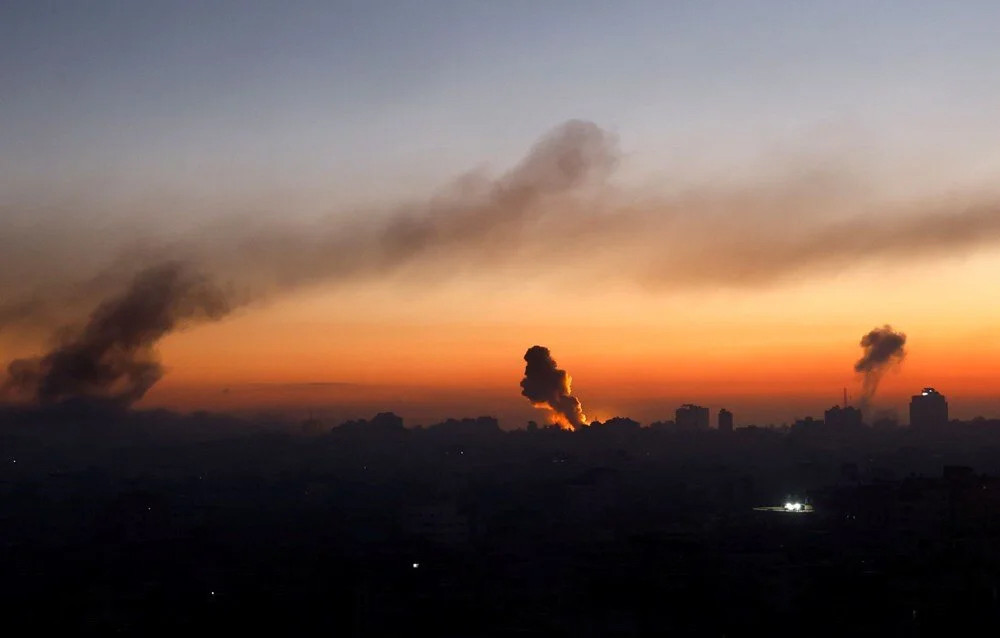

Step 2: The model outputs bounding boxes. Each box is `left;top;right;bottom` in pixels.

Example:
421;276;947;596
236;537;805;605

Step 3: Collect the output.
5;3;1000;418
3;120;1000;337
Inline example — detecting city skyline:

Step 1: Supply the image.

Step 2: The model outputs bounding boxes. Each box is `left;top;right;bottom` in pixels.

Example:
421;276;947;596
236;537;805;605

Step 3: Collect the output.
6;4;1000;632
3;2;1000;424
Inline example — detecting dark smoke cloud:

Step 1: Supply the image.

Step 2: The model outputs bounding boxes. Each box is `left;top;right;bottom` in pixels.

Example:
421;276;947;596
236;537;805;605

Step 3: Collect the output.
520;345;587;430
2;263;229;407
637;199;1000;290
0;119;617;331
3;119;1000;406
0;121;615;405
245;118;617;290
5;121;1000;334
854;325;907;409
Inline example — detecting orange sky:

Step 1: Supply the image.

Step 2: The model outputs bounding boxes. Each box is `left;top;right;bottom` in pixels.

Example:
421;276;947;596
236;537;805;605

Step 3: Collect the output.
5;4;1000;430
128;245;1000;426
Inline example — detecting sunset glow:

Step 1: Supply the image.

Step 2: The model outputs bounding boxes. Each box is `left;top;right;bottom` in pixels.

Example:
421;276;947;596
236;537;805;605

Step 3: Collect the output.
3;2;1000;427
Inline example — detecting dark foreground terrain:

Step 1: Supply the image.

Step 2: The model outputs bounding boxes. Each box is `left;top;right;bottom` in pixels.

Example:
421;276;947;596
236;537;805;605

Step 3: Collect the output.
4;408;1000;636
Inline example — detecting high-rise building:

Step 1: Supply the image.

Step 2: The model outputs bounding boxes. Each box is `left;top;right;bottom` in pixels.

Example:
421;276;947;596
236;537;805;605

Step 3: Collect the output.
676;404;710;430
910;387;948;428
718;408;734;433
824;405;863;428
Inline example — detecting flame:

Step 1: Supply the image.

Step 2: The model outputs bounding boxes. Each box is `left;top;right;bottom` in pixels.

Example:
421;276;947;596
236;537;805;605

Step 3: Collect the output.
531;402;580;430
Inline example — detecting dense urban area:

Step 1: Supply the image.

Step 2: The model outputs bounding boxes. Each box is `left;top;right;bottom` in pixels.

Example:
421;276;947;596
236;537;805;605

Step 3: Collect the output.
3;387;1000;636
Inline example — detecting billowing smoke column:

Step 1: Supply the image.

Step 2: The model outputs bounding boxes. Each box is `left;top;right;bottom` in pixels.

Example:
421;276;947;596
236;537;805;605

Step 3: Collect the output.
520;345;588;430
854;325;907;409
0;120;614;407
3;263;229;408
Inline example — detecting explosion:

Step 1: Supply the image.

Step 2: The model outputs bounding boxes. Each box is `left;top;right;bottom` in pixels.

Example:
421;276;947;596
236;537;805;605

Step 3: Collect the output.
520;345;588;430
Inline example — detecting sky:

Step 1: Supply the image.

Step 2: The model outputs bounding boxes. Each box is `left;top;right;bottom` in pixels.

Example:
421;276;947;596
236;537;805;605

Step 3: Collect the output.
2;1;1000;427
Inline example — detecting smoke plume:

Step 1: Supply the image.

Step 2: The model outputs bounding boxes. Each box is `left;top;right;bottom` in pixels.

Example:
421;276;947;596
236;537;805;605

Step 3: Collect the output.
6;121;1000;336
520;345;588;430
0;120;614;405
0;119;617;331
854;325;907;409
2;263;229;407
4;119;1000;407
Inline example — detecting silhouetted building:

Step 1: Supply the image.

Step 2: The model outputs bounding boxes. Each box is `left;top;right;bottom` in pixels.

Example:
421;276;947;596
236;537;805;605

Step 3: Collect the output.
427;416;500;434
648;419;675;430
824;405;863;428
718;408;733;433
594;417;641;430
334;411;405;434
676;404;709;430
910;387;948;428
872;415;899;430
792;416;823;432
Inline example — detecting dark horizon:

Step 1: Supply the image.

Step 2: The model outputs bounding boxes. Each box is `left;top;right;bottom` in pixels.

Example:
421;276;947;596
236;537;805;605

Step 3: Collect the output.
6;1;1000;634
6;396;1000;635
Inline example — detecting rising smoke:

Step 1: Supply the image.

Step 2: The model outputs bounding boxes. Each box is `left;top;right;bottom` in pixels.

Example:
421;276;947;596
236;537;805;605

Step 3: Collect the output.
0;119;617;332
3;119;1000;406
7;121;1000;338
854;325;907;409
0;121;616;406
520;345;588;430
2;263;229;407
